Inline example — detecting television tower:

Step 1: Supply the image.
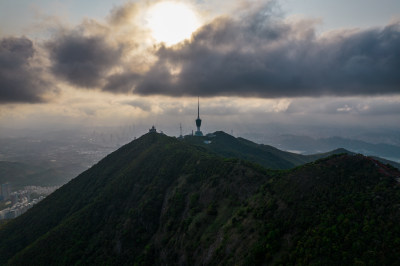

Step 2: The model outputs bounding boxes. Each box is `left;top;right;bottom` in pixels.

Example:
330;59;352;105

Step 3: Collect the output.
195;97;203;136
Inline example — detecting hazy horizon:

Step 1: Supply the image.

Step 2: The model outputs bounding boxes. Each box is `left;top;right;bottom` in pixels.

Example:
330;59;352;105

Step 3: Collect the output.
1;0;399;142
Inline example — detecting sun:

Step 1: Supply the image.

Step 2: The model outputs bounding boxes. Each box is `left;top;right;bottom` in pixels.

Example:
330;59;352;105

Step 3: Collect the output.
146;1;201;46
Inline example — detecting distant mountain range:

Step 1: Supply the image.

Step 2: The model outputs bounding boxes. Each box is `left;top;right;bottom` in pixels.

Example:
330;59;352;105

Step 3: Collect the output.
264;134;400;162
1;132;400;265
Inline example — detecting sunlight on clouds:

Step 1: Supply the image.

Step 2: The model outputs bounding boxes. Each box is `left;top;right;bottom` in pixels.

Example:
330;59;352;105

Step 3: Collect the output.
272;99;292;112
146;1;201;45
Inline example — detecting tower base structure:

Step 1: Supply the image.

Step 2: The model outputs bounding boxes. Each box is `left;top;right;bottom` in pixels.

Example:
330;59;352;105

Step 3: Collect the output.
195;130;203;136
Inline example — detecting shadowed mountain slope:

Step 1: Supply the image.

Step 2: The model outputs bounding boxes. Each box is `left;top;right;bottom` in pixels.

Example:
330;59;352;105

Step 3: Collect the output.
0;132;400;265
183;131;351;169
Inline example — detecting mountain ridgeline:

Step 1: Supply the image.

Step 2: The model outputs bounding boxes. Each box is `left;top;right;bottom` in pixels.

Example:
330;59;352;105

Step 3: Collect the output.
1;132;400;265
183;131;352;169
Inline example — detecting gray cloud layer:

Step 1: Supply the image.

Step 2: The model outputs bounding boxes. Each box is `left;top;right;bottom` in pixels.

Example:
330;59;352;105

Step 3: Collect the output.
46;32;121;88
1;2;399;104
131;6;400;97
0;37;51;103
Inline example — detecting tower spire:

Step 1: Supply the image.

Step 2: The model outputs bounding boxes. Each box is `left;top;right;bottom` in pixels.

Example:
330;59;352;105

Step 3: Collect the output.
197;96;200;119
195;97;203;136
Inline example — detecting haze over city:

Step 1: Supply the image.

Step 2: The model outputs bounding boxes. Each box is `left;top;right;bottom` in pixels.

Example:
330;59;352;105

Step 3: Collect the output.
0;0;399;140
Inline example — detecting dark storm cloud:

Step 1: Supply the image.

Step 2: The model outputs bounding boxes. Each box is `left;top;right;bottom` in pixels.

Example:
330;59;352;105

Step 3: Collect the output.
0;37;52;103
134;6;400;97
47;32;121;88
103;72;141;93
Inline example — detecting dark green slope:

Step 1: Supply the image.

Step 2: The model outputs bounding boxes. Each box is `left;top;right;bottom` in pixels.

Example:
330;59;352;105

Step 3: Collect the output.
371;156;400;170
1;133;400;265
183;131;351;169
251;155;400;265
0;132;270;265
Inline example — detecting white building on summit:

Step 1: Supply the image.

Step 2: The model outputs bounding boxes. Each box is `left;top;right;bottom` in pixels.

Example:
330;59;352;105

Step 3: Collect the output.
195;97;203;136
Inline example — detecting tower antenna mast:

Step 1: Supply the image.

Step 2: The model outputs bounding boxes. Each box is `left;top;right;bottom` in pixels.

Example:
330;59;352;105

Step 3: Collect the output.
195;97;203;136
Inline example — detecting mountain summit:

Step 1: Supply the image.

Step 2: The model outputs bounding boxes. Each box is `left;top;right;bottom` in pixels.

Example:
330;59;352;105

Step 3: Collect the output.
1;132;400;265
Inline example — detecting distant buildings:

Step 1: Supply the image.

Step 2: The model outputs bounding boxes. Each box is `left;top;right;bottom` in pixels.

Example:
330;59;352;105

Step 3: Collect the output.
0;186;57;220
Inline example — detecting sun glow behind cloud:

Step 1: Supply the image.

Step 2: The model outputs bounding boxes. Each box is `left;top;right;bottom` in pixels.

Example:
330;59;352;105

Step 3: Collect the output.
146;1;201;45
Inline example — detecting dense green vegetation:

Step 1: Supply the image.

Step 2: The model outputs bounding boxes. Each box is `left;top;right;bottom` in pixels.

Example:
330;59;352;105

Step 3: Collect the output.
183;131;352;169
0;132;400;265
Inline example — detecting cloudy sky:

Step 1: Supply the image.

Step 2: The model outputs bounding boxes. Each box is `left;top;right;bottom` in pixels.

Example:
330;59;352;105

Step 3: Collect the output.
0;0;399;138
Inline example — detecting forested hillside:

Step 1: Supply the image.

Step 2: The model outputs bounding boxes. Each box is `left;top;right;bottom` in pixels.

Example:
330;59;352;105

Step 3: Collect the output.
1;132;399;265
